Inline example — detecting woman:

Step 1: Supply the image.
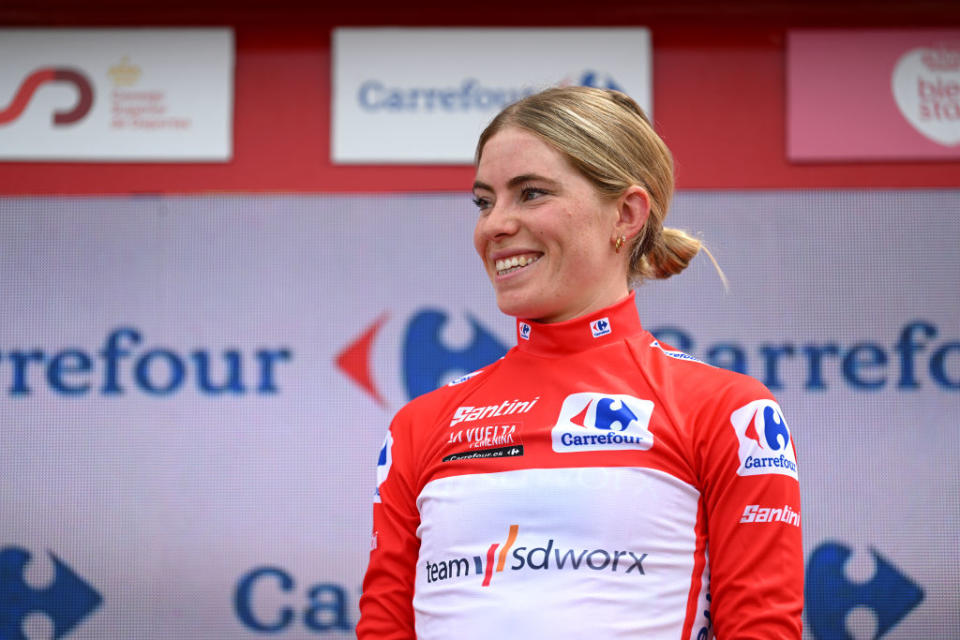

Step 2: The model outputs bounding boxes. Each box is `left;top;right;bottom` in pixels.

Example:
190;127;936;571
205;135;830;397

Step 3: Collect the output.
358;86;803;639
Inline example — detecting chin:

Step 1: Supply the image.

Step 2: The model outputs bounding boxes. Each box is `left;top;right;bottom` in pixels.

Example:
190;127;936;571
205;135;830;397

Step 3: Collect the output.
494;292;552;321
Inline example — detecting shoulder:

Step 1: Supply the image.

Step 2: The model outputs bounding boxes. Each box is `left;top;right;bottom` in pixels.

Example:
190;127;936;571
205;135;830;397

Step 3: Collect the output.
629;333;781;423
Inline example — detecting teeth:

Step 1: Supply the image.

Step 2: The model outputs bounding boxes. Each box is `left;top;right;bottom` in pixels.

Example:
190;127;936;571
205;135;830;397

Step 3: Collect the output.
495;254;541;275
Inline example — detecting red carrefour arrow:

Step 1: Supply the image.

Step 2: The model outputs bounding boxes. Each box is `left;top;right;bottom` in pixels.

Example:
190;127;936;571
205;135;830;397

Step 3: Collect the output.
335;313;389;408
569;400;590;427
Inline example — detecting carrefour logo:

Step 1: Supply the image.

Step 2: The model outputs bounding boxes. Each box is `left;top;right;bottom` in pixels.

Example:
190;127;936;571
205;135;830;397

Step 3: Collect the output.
551;393;654;453
357;71;624;114
336;309;508;407
424;525;648;588
806;542;924;639
0;327;292;397
729;400;798;480
0;547;102;639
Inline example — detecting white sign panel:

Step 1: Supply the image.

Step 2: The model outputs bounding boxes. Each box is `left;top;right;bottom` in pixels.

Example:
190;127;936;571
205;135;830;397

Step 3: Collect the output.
0;28;234;161
332;28;652;163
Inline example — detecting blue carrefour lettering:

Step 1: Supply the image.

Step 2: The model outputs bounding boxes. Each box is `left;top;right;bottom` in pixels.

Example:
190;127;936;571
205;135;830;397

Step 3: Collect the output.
234;569;355;633
304;584;352;631
745;455;797;472
47;349;93;395
135;349;185;395
358;80;384;109
358;78;536;113
842;343;887;390
403;310;507;399
895;321;935;389
649;321;957;392
234;567;295;632
931;341;960;389
0;327;292;397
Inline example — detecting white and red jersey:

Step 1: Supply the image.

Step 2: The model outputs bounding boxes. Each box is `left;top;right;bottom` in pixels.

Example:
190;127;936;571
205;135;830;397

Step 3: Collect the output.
358;294;803;639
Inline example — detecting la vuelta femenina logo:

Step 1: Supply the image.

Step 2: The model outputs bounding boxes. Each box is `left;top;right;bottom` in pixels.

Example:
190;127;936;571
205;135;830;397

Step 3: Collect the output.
423;525;650;588
0;68;94;126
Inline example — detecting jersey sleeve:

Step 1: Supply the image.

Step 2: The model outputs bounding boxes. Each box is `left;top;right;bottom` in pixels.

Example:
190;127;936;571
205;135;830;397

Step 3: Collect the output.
357;409;421;640
693;378;803;639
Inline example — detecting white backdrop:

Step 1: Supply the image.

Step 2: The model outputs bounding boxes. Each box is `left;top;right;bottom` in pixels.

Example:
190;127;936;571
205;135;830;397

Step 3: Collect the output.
1;191;957;639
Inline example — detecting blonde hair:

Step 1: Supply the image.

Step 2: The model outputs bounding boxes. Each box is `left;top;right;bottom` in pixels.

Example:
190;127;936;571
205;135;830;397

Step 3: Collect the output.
476;86;709;287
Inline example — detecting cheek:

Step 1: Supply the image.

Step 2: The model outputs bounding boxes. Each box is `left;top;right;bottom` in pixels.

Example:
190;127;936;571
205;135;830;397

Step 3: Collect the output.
472;221;485;260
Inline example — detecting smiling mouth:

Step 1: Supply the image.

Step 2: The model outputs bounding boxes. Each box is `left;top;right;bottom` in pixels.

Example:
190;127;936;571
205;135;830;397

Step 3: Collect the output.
495;253;542;276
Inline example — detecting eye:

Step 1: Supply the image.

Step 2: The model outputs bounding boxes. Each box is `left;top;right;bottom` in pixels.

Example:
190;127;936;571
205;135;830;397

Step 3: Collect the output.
472;195;492;212
520;187;549;202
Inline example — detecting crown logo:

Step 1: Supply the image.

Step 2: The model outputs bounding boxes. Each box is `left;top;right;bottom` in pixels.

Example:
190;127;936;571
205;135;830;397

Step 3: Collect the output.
921;46;960;72
108;56;141;87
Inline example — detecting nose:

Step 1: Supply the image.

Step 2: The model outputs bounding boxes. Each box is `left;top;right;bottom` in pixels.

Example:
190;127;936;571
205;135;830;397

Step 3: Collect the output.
476;200;521;241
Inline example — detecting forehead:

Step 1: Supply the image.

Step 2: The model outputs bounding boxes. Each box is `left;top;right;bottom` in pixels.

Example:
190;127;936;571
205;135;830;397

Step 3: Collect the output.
475;127;574;186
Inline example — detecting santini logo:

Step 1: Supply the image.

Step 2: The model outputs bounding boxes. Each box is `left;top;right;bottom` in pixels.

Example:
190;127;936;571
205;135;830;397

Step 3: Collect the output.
423;525;649;588
729;400;798;480
552;392;654;453
740;504;800;527
450;397;539;426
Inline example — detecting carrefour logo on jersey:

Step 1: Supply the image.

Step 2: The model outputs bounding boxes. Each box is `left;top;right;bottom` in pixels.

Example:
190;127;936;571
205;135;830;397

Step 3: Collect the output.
551;392;654;453
423;524;649;588
729;400;798;480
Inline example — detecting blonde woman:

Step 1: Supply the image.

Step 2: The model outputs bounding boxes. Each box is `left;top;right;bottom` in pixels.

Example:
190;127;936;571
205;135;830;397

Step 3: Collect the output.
359;87;803;639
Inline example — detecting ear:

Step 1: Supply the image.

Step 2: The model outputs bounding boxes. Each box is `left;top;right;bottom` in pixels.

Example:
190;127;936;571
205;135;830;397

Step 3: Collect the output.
614;185;650;242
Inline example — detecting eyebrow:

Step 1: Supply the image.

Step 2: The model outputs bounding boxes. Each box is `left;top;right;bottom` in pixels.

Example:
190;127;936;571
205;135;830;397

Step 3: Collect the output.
472;173;559;192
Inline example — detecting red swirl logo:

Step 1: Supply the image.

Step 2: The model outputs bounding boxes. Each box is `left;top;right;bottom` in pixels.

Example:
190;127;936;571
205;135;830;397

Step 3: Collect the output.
0;67;94;126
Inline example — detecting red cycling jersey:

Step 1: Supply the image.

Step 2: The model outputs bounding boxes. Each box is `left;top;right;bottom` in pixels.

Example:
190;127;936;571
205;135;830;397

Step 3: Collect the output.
358;293;803;639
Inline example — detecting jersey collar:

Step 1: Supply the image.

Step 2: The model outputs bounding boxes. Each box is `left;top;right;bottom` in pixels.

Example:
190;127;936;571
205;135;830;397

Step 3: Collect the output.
514;292;644;357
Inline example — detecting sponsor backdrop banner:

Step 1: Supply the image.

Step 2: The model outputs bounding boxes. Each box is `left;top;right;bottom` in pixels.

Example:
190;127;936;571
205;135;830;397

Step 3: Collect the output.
332;28;651;163
787;29;960;161
0;28;234;161
1;191;957;638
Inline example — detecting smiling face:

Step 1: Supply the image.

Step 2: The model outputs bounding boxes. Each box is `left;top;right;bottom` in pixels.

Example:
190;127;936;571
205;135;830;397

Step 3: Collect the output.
472;127;632;323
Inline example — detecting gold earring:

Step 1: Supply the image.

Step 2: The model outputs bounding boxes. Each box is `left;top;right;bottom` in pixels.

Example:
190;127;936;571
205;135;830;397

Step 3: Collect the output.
614;235;624;253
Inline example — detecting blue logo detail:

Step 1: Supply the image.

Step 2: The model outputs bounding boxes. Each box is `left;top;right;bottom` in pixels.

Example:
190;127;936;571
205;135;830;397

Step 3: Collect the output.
403;310;508;399
0;547;102;640
519;322;531;340
806;542;924;640
234;567;353;632
761;405;789;450
593;398;638;431
578;70;623;92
